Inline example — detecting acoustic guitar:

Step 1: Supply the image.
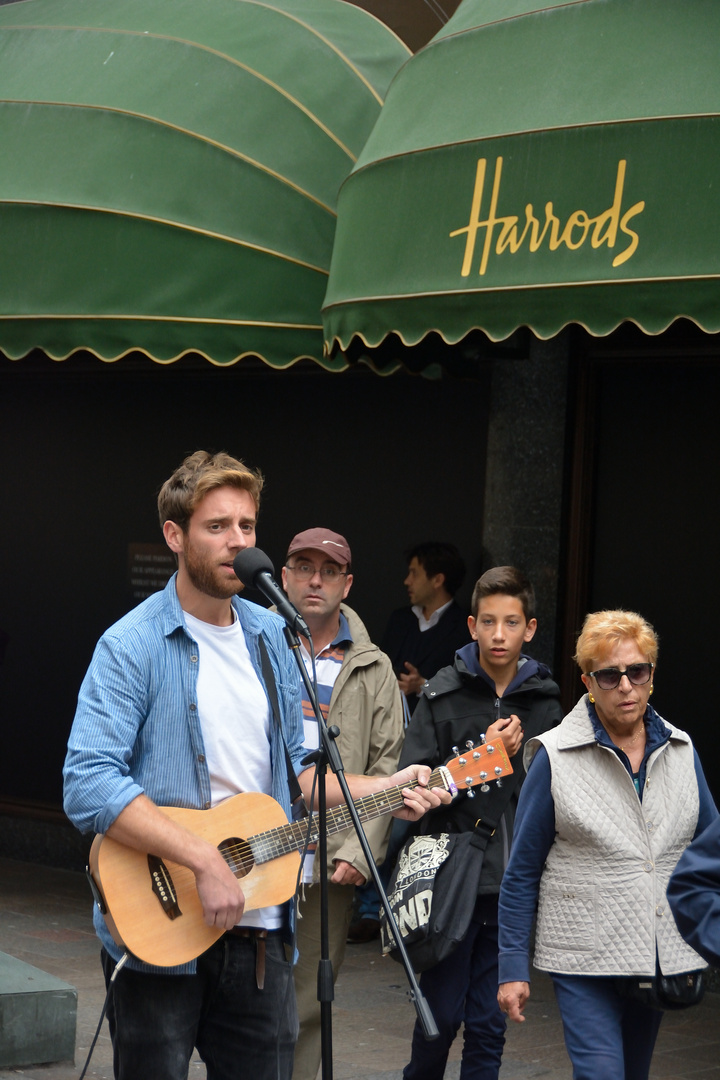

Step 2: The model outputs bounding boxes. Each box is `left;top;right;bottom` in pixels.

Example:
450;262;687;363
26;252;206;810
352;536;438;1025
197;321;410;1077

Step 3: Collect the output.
88;739;512;967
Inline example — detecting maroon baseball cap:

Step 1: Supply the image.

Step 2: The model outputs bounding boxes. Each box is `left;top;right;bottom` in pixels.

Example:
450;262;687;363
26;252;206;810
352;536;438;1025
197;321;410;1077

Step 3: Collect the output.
286;528;352;565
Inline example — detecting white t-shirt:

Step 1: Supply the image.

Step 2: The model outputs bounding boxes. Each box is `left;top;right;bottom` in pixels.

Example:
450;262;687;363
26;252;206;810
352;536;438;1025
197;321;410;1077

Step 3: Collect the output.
185;611;281;929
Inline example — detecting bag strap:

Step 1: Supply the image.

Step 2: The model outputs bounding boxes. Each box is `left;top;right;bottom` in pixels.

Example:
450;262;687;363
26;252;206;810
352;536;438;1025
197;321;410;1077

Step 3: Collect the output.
257;635;304;807
445;754;524;847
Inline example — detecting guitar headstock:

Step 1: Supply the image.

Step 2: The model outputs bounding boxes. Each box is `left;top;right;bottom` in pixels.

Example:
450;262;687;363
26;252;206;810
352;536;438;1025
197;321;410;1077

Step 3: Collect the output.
442;739;513;795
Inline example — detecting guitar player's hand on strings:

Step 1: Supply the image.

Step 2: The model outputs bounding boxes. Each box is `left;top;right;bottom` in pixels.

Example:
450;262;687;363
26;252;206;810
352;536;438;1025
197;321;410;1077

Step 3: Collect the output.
105;793;246;930
193;846;246;929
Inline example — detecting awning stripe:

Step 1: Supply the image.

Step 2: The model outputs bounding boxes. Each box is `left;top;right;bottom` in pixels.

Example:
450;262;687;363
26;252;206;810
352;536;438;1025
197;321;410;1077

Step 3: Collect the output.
347;111;720;177
0;23;358;158
238;0;411;104
0;197;330;273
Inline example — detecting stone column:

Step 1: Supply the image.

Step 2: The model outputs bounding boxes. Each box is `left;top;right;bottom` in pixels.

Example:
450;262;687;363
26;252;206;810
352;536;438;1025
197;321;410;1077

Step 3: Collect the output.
481;331;570;669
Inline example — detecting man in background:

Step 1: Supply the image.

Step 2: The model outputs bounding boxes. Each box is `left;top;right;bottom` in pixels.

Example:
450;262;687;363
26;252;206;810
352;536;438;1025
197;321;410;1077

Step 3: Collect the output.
281;528;405;1080
381;541;471;713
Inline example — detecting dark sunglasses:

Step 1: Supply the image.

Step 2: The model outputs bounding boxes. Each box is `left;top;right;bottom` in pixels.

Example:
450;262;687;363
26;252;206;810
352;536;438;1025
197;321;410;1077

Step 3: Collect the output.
587;662;654;691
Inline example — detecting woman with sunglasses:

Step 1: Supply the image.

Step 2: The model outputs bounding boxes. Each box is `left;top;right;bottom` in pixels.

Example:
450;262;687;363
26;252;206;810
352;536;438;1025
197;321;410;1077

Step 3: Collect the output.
497;610;717;1080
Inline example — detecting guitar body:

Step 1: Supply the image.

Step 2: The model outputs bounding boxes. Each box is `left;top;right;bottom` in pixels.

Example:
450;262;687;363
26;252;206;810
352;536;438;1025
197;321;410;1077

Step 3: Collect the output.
89;792;300;968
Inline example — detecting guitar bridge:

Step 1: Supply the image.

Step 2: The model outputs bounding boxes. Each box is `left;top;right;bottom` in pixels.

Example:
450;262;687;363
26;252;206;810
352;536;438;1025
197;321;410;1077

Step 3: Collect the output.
148;855;182;921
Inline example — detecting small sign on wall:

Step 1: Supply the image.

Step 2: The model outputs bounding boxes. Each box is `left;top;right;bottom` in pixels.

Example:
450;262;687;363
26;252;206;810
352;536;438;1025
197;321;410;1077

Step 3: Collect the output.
127;543;175;601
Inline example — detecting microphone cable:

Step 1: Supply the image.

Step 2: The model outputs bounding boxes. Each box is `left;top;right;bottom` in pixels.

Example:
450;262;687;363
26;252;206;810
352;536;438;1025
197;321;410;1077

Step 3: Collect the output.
78;950;128;1080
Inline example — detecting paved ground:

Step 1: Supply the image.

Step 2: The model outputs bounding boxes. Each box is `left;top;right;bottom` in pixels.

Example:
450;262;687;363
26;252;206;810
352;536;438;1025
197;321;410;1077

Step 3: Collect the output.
1;856;719;1079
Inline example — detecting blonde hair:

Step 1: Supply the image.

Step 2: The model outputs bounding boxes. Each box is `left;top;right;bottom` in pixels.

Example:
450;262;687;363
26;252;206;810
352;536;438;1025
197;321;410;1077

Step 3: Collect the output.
574;610;658;673
157;450;263;532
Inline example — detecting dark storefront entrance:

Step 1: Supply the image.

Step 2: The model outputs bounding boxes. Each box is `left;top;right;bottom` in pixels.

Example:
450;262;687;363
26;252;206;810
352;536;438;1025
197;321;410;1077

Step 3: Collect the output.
560;329;720;796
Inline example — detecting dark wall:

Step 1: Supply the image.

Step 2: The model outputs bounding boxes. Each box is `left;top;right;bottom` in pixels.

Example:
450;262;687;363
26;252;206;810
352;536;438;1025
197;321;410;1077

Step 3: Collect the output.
0;356;489;807
347;0;461;51
589;358;720;799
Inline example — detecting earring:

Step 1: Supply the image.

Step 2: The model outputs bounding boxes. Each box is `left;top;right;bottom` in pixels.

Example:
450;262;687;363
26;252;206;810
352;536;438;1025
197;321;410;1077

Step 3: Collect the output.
649;685;654;696
588;693;595;704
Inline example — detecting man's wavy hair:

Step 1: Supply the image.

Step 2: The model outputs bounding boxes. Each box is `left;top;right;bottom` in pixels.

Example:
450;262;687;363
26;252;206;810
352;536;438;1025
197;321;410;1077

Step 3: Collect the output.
157;450;264;532
574;610;659;673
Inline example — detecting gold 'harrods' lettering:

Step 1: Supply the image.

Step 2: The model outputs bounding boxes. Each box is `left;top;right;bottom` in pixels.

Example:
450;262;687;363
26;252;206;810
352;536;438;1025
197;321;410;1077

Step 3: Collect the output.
450;157;645;277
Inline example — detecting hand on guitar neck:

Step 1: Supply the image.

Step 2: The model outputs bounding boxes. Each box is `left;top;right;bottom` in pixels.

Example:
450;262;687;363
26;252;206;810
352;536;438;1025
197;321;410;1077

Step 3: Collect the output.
298;762;453;823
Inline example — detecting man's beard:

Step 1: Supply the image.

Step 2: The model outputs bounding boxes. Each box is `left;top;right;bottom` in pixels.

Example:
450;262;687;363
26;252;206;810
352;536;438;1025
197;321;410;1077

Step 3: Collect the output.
183;543;243;600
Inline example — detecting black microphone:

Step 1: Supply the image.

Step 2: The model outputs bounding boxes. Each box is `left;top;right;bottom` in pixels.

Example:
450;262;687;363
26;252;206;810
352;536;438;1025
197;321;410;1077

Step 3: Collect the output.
233;548;311;640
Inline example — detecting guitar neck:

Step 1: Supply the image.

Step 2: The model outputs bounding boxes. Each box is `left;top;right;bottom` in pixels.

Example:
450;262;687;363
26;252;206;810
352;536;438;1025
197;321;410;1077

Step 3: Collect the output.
248;769;447;866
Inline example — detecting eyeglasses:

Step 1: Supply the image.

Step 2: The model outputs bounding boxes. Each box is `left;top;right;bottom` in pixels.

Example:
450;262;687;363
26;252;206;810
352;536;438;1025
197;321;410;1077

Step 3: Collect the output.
587;663;654;691
285;563;348;582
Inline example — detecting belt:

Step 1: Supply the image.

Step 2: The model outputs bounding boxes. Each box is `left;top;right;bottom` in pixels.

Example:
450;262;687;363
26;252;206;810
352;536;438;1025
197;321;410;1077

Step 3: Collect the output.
224;927;277;989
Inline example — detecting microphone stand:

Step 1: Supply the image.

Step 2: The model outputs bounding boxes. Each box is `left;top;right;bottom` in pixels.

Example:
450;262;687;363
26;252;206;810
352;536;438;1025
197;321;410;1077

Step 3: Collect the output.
282;623;439;1080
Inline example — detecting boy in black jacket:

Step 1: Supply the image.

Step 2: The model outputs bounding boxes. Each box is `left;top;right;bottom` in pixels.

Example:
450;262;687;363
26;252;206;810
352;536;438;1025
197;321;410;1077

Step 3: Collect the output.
398;566;562;1080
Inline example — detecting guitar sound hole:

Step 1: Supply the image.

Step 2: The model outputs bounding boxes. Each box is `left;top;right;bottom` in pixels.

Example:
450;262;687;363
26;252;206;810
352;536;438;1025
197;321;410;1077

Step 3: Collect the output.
218;837;254;879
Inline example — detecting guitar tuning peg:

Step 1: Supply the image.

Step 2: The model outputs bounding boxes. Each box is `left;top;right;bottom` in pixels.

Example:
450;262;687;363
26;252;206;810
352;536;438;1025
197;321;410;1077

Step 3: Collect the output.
494;766;503;776
480;783;490;793
478;734;487;744
486;744;495;754
458;756;467;766
452;745;460;755
479;771;488;781
465;740;474;749
495;779;503;789
472;751;481;760
466;789;475;799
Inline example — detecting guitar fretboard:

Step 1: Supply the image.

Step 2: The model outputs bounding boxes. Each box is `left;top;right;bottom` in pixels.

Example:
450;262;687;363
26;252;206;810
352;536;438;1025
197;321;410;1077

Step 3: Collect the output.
247;769;447;865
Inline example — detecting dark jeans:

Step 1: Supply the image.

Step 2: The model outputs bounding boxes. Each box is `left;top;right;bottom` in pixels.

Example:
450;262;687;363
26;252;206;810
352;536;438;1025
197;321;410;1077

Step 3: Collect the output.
551;973;664;1080
101;933;298;1080
403;895;506;1080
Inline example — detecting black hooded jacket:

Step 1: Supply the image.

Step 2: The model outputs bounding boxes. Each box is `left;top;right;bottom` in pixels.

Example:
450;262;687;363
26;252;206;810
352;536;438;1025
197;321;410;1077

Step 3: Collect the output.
398;646;563;893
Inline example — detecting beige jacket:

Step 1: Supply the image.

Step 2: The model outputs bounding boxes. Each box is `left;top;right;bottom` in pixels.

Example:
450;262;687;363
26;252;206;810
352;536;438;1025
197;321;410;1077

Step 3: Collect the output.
526;697;703;976
310;604;404;883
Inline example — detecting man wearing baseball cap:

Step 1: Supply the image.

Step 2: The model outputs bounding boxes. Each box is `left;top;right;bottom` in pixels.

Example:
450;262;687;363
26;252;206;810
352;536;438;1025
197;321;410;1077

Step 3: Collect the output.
281;528;404;1080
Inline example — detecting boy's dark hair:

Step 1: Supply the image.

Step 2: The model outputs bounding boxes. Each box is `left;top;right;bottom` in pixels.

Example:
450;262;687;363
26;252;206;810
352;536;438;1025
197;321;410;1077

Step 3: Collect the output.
471;566;535;622
405;541;466;596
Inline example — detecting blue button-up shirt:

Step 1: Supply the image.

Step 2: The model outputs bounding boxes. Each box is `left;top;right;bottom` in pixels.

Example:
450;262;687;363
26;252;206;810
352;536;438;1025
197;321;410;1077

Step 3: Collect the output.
63;575;305;972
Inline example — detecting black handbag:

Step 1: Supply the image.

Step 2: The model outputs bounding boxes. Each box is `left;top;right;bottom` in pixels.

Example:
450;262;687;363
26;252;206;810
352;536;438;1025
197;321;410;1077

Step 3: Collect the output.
615;966;706;1011
379;827;489;972
380;763;521;973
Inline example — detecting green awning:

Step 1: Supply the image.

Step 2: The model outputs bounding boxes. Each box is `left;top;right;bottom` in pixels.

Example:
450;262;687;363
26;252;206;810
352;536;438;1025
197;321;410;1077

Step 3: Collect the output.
0;0;409;368
323;0;720;369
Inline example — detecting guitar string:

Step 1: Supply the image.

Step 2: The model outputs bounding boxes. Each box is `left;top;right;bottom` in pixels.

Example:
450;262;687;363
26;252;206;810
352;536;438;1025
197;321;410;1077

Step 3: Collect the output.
219;757;500;867
222;772;446;867
213;789;415;868
246;752;506;865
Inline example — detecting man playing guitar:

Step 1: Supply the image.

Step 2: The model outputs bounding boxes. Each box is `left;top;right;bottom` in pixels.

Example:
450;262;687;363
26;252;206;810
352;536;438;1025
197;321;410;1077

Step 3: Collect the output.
63;450;450;1080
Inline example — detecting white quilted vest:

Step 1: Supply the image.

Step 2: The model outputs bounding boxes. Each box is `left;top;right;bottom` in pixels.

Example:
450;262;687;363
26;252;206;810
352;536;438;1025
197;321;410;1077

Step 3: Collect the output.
526;697;704;976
